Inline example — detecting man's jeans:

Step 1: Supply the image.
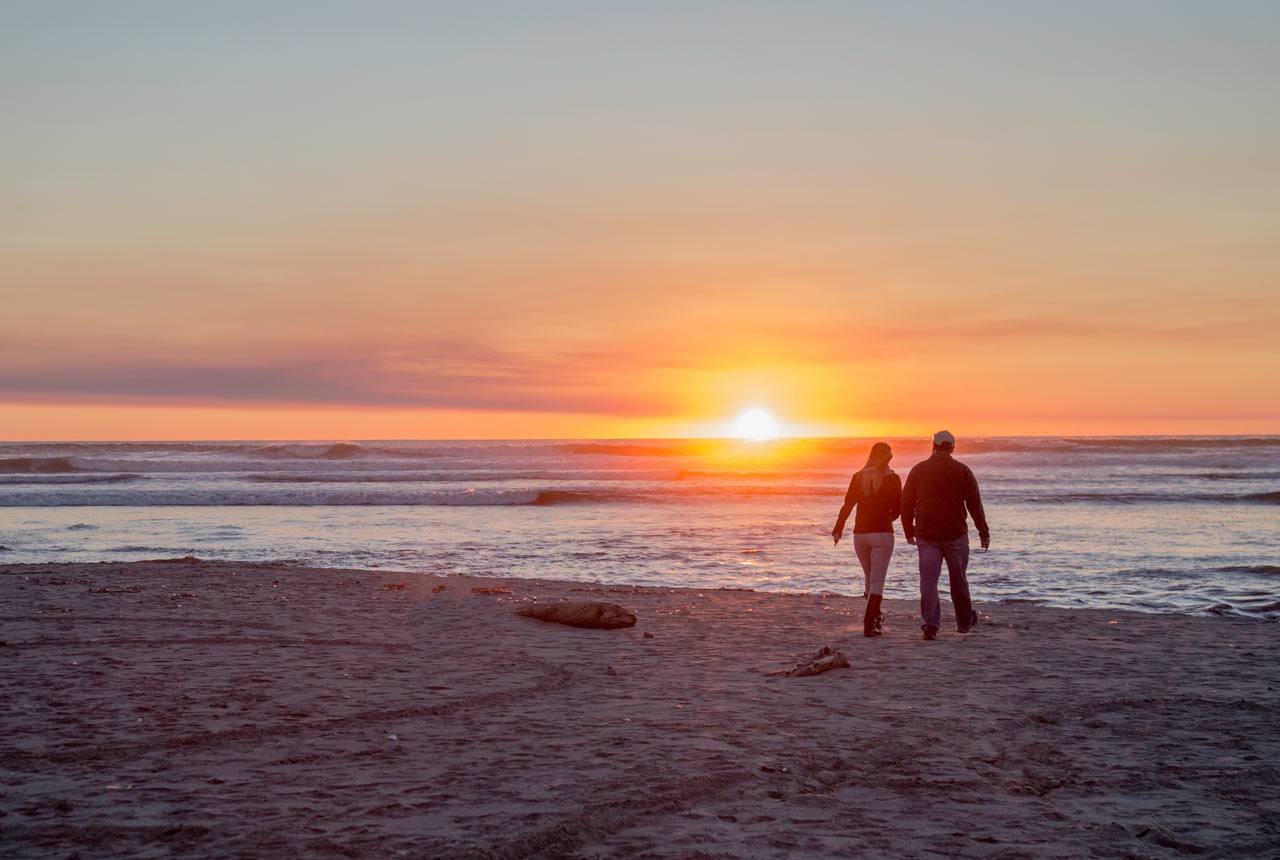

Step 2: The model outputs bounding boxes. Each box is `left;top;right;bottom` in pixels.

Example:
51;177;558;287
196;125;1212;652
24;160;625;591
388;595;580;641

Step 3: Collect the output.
917;535;973;631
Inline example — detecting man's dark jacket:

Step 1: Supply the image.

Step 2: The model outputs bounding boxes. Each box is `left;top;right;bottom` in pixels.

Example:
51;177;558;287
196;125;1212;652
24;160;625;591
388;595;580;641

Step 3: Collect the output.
901;451;990;543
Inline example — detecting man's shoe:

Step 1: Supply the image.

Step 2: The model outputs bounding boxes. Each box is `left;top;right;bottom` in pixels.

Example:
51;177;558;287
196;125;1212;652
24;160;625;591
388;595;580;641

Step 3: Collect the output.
922;626;938;641
958;610;980;634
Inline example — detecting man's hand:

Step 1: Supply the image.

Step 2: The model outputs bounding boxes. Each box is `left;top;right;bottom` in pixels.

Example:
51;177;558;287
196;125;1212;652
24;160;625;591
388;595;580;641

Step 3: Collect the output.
980;535;991;551
831;526;843;546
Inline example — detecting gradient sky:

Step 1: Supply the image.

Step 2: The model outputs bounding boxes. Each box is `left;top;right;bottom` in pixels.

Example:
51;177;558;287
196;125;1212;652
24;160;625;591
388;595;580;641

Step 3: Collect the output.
4;1;1278;439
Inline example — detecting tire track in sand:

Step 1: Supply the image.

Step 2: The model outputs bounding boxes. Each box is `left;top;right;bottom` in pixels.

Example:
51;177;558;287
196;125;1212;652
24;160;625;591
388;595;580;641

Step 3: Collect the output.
4;659;575;767
471;769;756;860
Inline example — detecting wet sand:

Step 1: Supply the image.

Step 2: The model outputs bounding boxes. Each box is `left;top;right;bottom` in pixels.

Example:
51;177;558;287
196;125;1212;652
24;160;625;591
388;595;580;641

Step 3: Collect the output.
1;559;1277;858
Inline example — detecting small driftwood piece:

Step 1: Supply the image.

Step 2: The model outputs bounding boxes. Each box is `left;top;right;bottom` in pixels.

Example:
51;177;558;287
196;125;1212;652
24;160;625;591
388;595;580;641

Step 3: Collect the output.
772;646;851;677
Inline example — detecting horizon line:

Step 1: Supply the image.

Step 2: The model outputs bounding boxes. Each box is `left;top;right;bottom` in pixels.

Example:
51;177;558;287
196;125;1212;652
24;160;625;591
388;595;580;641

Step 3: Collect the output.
4;433;1278;444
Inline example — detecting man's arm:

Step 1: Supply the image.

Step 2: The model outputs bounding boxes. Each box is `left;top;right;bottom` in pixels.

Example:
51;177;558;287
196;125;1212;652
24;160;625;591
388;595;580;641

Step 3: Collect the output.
900;469;917;543
832;477;858;544
964;467;990;548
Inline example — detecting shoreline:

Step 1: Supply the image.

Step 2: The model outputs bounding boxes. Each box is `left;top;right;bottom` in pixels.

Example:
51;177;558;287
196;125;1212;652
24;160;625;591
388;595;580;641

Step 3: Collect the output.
2;559;1278;857
2;555;1274;623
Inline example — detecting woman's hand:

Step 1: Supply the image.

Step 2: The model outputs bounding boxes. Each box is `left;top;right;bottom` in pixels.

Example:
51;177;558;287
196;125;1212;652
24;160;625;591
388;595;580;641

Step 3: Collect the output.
831;526;843;545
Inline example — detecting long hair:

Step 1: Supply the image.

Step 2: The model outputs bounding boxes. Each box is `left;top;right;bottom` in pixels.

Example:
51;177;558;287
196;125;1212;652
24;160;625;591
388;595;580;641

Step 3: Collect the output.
856;442;894;495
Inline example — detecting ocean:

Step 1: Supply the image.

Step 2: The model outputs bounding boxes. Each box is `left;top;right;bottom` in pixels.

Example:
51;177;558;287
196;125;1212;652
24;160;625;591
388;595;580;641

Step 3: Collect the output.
1;437;1277;620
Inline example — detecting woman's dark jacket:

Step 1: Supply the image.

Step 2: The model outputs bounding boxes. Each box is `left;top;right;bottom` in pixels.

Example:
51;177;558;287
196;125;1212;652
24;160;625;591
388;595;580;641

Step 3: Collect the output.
835;470;902;535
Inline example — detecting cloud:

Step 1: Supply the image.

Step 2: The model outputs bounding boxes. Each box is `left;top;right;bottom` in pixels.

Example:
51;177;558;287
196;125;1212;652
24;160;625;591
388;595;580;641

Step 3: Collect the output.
0;307;1270;417
0;343;679;415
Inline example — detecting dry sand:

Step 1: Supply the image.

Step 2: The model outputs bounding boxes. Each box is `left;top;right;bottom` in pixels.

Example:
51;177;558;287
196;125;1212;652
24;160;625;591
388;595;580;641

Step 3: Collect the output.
1;559;1277;858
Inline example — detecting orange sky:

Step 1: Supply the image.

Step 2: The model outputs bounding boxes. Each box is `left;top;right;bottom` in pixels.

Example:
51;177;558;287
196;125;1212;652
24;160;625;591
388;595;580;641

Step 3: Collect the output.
3;4;1278;440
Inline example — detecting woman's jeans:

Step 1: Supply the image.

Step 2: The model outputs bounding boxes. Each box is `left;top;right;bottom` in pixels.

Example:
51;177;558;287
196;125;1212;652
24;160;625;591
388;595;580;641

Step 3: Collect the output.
916;534;973;631
853;531;894;596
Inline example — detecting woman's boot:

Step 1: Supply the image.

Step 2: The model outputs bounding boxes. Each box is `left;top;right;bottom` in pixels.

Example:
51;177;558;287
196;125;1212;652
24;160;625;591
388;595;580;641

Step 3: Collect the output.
863;594;883;637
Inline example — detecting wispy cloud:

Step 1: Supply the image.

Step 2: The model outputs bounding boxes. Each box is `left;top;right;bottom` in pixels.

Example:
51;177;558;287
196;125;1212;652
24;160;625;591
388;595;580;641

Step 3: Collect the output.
0;344;678;415
0;304;1271;418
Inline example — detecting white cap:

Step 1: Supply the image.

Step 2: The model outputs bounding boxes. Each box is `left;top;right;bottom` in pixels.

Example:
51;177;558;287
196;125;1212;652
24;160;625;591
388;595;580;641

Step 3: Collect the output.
933;430;956;447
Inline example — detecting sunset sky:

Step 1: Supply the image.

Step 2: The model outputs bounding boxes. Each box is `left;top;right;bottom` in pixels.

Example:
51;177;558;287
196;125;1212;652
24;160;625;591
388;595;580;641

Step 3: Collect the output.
4;2;1278;440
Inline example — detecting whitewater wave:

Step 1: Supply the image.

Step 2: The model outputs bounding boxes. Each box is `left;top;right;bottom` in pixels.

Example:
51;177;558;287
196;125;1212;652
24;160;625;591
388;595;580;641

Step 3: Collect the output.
0;488;644;507
1;481;1276;507
0;474;140;485
41;458;502;475
1057;437;1280;450
0;488;551;507
245;469;682;484
1026;491;1280;505
2;473;1280;506
0;484;838;507
1190;471;1280;481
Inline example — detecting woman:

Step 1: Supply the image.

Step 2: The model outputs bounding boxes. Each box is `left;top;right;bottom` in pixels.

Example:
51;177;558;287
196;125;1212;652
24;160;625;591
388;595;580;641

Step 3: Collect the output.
831;442;902;637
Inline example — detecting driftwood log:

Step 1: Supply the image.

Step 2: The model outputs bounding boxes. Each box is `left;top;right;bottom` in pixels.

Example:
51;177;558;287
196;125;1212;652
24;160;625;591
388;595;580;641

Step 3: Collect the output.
773;646;851;677
515;601;637;630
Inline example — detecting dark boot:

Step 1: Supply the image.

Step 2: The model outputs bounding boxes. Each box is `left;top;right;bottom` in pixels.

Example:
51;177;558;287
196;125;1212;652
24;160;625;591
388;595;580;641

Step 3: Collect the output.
863;594;883;637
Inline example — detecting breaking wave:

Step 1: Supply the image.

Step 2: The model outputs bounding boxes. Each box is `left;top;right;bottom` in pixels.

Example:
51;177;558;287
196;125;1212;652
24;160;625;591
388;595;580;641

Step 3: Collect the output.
0;457;83;473
1027;491;1280;505
0;474;140;485
0;488;554;507
245;469;681;483
0;480;1276;507
0;484;835;507
1217;564;1280;576
321;442;363;459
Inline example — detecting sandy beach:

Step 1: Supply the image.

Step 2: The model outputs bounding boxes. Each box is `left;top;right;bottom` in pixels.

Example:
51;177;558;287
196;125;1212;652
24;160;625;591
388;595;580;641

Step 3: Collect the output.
1;559;1277;858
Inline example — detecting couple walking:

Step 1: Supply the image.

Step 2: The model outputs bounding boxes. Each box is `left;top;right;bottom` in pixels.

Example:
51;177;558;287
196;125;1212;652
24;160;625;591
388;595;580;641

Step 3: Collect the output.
831;430;991;641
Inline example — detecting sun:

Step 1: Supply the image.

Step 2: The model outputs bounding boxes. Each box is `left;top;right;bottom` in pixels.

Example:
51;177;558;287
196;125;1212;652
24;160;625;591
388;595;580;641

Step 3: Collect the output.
731;407;778;441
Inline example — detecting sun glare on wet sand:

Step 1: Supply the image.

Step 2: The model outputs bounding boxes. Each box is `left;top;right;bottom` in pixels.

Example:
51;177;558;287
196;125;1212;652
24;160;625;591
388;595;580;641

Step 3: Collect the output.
730;408;778;441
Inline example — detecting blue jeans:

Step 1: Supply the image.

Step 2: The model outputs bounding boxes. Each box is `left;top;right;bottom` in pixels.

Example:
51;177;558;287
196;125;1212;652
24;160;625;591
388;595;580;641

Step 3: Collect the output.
917;535;974;631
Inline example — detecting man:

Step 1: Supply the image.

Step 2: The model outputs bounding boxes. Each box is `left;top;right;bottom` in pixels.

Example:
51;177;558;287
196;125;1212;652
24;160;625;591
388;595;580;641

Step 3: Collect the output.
901;430;990;641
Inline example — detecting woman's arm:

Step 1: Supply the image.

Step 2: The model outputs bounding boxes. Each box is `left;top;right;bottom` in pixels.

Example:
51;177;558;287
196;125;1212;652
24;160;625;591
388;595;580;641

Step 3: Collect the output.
832;475;859;544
